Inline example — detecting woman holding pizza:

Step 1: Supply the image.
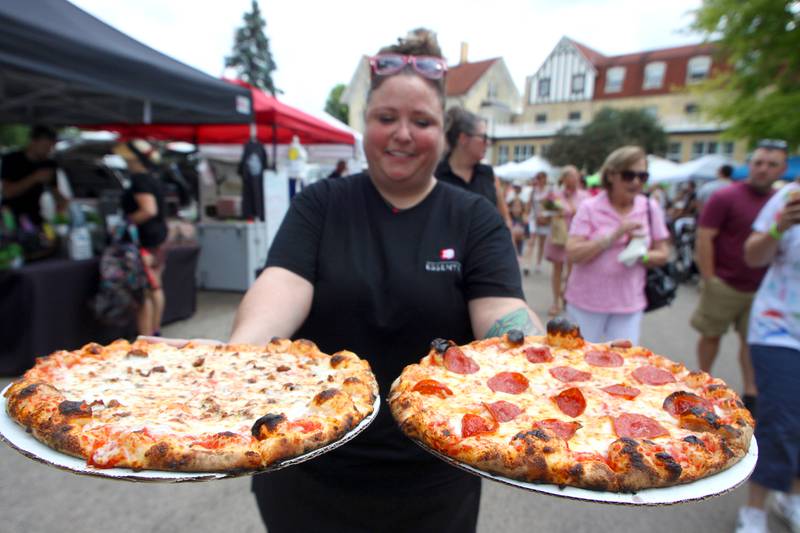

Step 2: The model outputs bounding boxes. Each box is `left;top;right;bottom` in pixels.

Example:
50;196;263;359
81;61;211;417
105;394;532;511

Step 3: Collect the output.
563;146;670;344
229;30;542;533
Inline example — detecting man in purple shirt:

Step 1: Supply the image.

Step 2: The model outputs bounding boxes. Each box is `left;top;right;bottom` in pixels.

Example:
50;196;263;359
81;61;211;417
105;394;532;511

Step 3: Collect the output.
691;142;787;413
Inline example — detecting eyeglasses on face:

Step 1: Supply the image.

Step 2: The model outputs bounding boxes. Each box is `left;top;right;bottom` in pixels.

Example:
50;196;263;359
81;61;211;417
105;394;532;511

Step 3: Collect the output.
369;54;448;80
757;138;788;152
468;133;489;142
619;170;650;183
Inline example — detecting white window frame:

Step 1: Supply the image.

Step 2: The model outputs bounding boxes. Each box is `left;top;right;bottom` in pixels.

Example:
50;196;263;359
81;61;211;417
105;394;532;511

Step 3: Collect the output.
571;73;585;95
487;81;497;99
687;56;711;83
538;78;551;98
667;142;682;162
605;67;625;93
498;145;509;165
643;62;666;89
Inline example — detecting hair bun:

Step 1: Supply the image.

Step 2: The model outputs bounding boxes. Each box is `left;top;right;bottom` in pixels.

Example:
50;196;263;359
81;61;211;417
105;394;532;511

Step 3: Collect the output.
379;27;443;58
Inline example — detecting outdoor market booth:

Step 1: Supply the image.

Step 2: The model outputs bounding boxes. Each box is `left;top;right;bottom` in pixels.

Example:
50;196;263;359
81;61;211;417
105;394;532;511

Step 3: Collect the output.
97;79;359;291
0;0;254;375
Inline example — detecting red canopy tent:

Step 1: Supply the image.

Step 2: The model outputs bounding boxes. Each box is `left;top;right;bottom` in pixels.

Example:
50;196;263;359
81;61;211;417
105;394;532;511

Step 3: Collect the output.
90;79;355;145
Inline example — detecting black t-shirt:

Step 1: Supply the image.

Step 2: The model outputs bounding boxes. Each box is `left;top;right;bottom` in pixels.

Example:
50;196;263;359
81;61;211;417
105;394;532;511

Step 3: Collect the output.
435;159;498;208
121;173;168;248
265;172;523;487
0;150;56;225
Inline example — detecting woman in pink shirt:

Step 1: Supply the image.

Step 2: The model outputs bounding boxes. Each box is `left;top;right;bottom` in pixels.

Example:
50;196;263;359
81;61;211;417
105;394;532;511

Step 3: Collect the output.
544;166;589;317
564;146;671;343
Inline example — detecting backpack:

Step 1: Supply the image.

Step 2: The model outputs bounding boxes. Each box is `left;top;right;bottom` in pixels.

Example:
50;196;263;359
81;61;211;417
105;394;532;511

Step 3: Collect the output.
90;226;148;326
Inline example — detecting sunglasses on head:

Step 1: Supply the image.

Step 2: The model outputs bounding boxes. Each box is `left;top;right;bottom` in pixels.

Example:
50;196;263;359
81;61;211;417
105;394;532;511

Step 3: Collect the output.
369;54;448;80
619;170;649;183
757;138;788;152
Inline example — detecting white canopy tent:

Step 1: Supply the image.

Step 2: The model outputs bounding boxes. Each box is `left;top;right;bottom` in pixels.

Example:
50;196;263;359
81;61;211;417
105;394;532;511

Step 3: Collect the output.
494;156;553;181
649;154;734;184
646;155;679;183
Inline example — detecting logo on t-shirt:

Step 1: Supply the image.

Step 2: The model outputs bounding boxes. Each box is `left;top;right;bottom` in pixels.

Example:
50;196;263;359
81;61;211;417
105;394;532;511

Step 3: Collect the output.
426;248;461;273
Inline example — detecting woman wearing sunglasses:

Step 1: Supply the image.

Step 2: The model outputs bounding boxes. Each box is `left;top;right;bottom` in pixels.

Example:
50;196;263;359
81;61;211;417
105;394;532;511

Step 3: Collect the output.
563;146;671;343
435;106;512;225
235;30;541;533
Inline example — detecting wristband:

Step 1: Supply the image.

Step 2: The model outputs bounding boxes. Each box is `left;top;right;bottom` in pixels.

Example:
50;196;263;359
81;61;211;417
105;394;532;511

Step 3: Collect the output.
641;253;649;265
768;222;783;240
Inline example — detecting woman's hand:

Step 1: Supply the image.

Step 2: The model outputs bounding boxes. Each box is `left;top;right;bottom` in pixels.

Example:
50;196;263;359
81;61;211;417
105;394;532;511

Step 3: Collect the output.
614;220;642;240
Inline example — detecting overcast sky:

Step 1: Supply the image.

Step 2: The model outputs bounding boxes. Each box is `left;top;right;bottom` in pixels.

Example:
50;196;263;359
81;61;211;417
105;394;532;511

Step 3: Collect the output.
69;0;705;113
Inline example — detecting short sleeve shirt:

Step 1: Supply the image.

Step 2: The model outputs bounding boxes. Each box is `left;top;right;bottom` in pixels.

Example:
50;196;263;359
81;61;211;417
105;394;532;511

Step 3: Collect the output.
121;173;168;248
0;150;56;225
435;159;498;208
565;192;669;313
699;182;773;292
265;172;523;485
748;183;800;351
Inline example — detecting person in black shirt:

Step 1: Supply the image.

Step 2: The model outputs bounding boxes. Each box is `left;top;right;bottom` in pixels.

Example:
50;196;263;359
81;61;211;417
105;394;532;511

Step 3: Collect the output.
435;106;511;226
116;141;168;337
327;159;348;178
230;31;543;533
0;125;63;225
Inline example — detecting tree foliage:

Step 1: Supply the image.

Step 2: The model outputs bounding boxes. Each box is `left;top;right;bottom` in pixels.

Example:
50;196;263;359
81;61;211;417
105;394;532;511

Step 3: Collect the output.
691;0;800;149
225;0;279;95
324;84;349;125
547;108;668;172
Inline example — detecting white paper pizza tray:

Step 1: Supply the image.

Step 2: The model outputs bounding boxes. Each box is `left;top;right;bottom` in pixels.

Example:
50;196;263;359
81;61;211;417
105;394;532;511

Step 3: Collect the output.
414;435;757;506
0;383;379;483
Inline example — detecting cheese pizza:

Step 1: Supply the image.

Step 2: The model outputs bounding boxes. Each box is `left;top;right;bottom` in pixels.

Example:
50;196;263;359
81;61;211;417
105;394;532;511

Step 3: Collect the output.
4;338;377;472
389;318;754;492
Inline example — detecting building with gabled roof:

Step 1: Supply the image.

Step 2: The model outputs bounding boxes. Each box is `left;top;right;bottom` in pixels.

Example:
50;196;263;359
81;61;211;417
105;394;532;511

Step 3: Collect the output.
341;44;520;136
492;36;745;167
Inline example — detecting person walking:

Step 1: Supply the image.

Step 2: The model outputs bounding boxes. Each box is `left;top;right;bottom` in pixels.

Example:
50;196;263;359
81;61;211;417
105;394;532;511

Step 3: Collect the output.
696;163;734;213
690;141;786;413
544;165;588;317
523;171;551;273
564;146;671;344
233;30;543;533
435;106;511;225
735;172;798;533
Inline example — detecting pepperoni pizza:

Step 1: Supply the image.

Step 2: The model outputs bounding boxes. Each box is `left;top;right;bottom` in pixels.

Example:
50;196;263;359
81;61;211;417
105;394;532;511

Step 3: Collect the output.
4;338;378;472
389;318;754;492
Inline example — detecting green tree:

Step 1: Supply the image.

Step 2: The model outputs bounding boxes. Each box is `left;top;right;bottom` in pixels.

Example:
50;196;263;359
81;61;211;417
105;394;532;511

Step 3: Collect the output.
691;0;800;149
225;0;279;95
324;84;349;125
547;108;668;172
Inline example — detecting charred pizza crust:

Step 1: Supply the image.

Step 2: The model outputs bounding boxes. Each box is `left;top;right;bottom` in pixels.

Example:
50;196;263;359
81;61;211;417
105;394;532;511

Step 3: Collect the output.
389;318;753;492
5;338;377;472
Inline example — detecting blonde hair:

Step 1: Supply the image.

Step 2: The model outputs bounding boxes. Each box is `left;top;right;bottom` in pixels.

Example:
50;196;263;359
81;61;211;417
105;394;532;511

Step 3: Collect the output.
600;146;646;190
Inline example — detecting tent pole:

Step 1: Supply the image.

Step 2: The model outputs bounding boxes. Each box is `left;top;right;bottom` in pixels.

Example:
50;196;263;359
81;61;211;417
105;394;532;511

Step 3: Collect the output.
271;120;277;170
143;100;152;124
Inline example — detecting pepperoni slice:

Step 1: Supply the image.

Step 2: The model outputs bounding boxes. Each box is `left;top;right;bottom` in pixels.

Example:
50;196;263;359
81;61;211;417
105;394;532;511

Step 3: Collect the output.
601;384;641;399
584;350;623;368
632;365;676;385
461;413;497;438
443;347;480;375
487;372;529;394
613;413;669;439
662;391;713;417
549;366;592;383
524;346;553;363
535;419;582;440
486;400;522;422
412;379;453;399
553;387;586;418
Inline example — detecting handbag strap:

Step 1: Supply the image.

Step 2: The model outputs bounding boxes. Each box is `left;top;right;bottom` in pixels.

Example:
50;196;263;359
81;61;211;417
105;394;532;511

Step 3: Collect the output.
645;195;654;249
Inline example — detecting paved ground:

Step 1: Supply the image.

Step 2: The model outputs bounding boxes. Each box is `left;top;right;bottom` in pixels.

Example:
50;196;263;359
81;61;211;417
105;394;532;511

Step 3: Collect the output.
0;262;789;533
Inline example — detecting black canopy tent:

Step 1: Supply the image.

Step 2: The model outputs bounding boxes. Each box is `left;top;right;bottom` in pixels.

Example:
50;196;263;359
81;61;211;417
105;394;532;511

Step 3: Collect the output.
0;0;252;125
